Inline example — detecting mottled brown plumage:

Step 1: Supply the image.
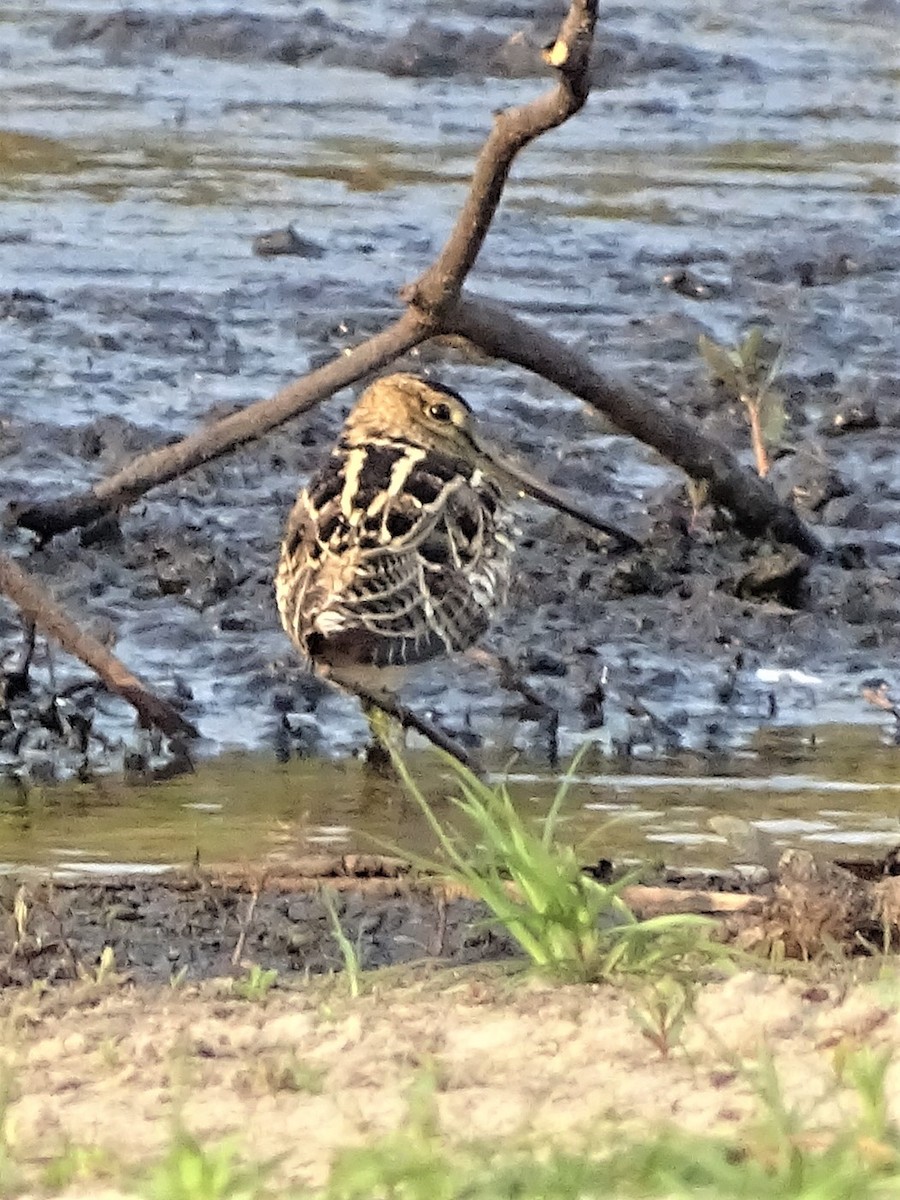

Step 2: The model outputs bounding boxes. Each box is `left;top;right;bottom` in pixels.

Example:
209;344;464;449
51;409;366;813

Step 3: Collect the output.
276;373;621;709
275;374;517;688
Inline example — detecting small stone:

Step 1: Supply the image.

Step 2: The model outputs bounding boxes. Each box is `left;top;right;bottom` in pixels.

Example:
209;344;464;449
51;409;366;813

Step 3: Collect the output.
819;395;879;436
252;226;325;258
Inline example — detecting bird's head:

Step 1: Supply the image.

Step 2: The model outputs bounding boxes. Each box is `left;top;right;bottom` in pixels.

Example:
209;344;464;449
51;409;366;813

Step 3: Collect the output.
341;373;635;545
342;374;480;460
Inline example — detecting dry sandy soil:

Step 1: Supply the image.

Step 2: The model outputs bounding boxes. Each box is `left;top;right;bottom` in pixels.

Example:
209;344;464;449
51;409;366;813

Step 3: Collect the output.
3;962;900;1197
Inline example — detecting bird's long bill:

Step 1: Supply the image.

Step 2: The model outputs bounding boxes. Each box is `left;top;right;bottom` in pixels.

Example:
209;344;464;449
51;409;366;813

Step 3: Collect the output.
474;437;641;549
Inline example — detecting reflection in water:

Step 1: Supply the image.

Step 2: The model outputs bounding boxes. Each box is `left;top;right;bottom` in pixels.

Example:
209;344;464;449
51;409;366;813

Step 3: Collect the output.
2;724;899;876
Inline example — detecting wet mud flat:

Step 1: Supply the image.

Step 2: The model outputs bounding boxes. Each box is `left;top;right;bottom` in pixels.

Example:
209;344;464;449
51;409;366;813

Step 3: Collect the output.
0;863;520;989
1;0;899;784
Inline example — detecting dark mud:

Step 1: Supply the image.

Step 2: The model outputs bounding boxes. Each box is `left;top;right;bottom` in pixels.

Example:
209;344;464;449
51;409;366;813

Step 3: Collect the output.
1;0;899;785
5;843;899;988
0;870;520;987
48;7;760;87
0;853;766;988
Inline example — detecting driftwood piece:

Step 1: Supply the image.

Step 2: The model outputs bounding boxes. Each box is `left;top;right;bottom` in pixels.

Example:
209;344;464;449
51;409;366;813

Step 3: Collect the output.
0;552;198;739
620;885;764;919
7;0;820;564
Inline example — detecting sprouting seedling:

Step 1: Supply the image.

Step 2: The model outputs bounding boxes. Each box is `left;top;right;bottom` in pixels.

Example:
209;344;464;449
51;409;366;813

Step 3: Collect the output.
77;944;123;988
699;327;787;478
231;964;278;1002
629;976;694;1059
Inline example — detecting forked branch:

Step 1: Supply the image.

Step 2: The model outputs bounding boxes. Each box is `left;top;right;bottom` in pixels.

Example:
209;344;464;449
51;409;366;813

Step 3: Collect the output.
7;0;820;567
447;295;821;555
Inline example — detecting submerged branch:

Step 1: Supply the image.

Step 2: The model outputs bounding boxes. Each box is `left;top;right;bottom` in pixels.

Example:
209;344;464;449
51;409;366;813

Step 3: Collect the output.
0;552;198;740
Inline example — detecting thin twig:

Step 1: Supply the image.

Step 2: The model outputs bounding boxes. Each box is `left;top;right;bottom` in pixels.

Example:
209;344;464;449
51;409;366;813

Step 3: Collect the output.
0;552;198;739
328;668;480;775
743;396;770;478
231;884;261;967
404;0;598;315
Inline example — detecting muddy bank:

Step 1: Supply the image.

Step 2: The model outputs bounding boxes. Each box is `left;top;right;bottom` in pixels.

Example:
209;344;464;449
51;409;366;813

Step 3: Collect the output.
48;7;761;87
0;867;517;988
1;0;899;782
6;841;900;989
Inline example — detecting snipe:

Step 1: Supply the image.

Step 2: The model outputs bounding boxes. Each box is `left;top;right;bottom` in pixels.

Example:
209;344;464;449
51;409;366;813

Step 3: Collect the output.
275;373;630;759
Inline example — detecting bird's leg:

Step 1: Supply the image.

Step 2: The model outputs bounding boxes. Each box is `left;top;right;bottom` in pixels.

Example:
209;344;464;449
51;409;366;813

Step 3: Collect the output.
465;647;560;767
363;702;399;774
327;668;481;776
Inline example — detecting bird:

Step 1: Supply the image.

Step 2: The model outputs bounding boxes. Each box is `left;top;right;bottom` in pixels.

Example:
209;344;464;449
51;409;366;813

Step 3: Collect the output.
275;372;635;761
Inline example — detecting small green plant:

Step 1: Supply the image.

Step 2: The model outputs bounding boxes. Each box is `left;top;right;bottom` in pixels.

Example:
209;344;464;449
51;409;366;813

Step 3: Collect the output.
77;943;122;987
42;1141;117;1190
629;976;694;1058
170;964;190;990
321;889;363;998
392;751;723;984
834;1044;895;1144
699;326;786;478
140;1127;271;1200
231;965;278;1002
318;1049;900;1199
324;1074;457;1200
725;1044;900;1197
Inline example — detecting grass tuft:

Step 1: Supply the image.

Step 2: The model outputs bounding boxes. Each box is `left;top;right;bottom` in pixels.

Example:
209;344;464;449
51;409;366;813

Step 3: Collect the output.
139;1126;272;1200
392;749;724;984
321;888;363;998
319;1048;900;1199
231;965;278;1002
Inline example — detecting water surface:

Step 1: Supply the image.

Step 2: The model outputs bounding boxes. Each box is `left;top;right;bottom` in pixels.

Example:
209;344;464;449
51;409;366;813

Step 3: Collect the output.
3;723;899;876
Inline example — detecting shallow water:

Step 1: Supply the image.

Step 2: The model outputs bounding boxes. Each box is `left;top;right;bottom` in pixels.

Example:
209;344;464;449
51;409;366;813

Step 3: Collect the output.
3;723;899;876
1;2;900;852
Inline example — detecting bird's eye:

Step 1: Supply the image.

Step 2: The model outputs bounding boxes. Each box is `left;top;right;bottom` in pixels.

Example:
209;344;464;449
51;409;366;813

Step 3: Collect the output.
427;402;453;422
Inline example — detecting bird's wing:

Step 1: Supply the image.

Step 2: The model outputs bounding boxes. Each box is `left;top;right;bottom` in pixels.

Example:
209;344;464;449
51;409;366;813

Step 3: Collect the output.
276;443;514;668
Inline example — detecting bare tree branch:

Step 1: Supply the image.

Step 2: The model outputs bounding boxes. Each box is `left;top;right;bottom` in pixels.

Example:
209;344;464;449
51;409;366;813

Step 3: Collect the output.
403;0;598;315
447;294;823;555
10;310;429;541
0;552;198;739
6;0;820;568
